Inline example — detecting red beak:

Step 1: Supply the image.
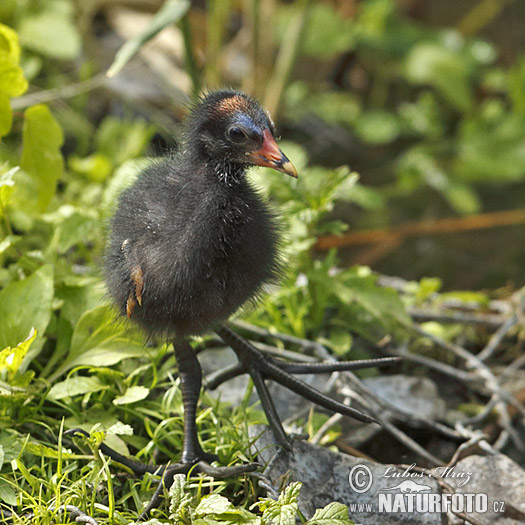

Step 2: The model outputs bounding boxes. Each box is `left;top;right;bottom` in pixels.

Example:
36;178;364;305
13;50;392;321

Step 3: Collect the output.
248;129;298;178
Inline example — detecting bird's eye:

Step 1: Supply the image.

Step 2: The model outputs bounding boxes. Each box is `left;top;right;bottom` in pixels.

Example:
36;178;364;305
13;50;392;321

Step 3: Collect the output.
227;126;248;143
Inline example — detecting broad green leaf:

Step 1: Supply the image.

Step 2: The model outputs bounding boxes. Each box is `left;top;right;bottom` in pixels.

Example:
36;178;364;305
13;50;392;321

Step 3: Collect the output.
107;0;190;77
0;478;16;506
405;41;472;111
55;278;105;326
20;104;64;211
49;305;146;381
0;58;27;97
95;118;156;166
19;9;81;60
0;23;27;98
196;494;261;524
47;375;107;400
308;502;352;524
455;112;525;183
196;495;235;516
0;265;53;364
354;111;401;144
113;385;149;405
255;482;301;525
277;4;355;59
44;205;99;254
69;153;112;182
0;23;21;62
106;422;133;436
335;268;410;339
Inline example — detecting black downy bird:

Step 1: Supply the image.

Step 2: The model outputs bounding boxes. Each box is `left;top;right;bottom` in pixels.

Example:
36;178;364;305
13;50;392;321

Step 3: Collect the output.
70;90;396;517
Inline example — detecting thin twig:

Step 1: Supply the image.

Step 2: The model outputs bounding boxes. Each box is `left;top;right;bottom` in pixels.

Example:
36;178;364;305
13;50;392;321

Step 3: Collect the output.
414;325;525;450
409;308;506;329
12;73;108;109
477;315;518;362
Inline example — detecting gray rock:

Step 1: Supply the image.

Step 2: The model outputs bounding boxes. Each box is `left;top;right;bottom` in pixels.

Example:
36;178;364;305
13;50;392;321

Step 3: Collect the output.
362;375;447;421
252;426;445;525
434;454;525;524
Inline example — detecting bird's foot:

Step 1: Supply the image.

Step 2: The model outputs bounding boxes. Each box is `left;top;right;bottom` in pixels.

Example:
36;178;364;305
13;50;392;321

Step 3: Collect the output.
213;326;396;450
65;428;258;521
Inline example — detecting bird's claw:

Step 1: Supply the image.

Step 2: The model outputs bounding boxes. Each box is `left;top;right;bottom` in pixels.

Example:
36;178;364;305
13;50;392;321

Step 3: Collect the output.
65;428;258;520
214;325;388;451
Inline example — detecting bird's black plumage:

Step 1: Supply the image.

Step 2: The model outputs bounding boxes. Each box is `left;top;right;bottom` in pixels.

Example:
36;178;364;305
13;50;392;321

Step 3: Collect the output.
87;89;395;520
105;90;282;335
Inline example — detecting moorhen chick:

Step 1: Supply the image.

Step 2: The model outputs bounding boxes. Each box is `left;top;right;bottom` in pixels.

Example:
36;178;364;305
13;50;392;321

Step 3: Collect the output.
70;90;395;517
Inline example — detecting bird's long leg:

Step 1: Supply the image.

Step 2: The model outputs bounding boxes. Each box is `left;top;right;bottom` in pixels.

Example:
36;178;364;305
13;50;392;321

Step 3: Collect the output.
64;338;259;521
215;325;383;449
173;338;218;464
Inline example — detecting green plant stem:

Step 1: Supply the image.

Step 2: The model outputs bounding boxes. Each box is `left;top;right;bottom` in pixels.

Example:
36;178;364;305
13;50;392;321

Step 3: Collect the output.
206;0;232;87
0;203;13;237
180;14;202;97
263;0;312;118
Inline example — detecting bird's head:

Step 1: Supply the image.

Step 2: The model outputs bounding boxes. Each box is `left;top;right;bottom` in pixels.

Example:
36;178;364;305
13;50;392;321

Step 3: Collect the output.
185;90;297;179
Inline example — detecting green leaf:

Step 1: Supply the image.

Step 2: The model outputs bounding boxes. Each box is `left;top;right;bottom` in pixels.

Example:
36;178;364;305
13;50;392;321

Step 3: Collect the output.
0;265;54;365
20;104;64;211
196;494;261;524
48;305;146;381
0;57;27;97
113;385;150;405
50;206;99;254
0;235;19;255
95;118;156;167
69;153;112;182
405;41;472;111
106;422;134;436
23;442;80;460
47;375;107;400
455;111;525;183
278;4;355;59
169;474;192;520
0;23;21;62
196;495;235;516
0;478;17;506
18;5;81;60
0;166;17;215
255;482;301;525
307;502;352;525
0;328;37;380
439;290;489;306
335;267;410;339
107;0;191;77
354;111;401;144
0;23;27;98
322;327;352;356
